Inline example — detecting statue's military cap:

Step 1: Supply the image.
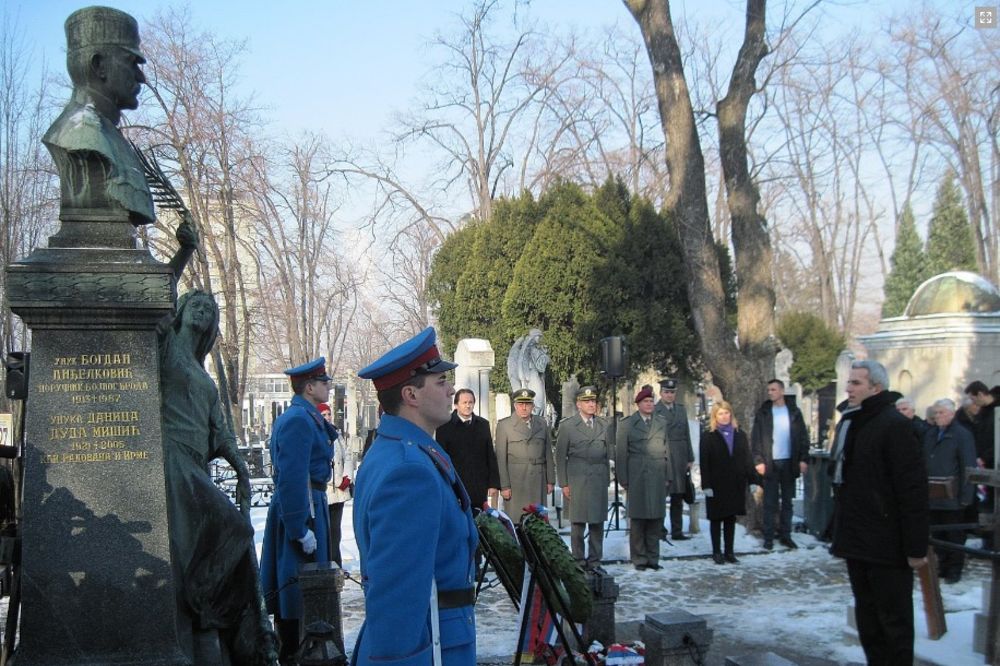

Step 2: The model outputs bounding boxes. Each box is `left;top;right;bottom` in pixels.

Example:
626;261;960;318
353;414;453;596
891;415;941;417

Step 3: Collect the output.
65;7;144;58
512;388;536;403
658;378;678;391
576;386;599;401
358;327;457;391
284;357;331;383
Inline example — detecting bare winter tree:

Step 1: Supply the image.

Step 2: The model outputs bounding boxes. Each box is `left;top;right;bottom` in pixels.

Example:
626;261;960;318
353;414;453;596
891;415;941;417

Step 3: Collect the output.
248;132;362;377
0;11;58;414
883;8;999;283
624;0;782;424
131;6;264;440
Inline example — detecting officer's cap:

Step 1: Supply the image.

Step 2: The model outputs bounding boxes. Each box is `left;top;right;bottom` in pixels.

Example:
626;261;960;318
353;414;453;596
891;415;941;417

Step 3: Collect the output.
635;386;654;403
284;357;331;383
576;386;598;401
65;7;145;59
512;388;536;403
359;327;457;391
659;378;678;391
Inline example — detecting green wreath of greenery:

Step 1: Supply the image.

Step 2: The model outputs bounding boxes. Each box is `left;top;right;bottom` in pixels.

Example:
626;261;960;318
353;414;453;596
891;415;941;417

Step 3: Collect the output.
475;512;524;594
522;514;593;623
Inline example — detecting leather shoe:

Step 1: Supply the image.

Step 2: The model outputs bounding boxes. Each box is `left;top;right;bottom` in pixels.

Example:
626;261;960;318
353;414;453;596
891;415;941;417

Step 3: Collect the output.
763;540;774;551
635;564;648;571
647;563;662;570
671;533;690;540
712;553;725;565
779;536;798;549
724;553;739;564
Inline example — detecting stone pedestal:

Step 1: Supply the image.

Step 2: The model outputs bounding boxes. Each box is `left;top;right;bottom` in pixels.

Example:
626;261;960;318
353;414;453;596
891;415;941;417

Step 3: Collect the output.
299;561;346;655
583;570;618;647
6;247;187;665
640;609;713;666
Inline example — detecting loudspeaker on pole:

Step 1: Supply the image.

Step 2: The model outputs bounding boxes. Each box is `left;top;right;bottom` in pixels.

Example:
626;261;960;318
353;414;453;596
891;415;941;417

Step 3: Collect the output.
599;336;627;378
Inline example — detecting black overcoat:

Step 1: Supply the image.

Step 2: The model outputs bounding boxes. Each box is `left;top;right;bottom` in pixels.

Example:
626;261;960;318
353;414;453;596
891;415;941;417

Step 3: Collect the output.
699;428;756;520
435;410;500;509
830;390;929;567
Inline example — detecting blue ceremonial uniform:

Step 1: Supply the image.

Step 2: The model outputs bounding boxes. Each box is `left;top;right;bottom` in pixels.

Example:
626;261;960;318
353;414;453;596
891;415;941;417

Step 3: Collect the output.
352;414;477;666
261;393;335;619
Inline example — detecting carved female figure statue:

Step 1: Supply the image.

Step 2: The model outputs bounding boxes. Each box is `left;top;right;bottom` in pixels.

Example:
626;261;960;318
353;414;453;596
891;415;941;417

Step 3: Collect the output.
159;290;272;664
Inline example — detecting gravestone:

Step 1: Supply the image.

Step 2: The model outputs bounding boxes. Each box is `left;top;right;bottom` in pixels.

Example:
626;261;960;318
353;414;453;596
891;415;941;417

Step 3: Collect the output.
454;338;495;422
3;7;189;664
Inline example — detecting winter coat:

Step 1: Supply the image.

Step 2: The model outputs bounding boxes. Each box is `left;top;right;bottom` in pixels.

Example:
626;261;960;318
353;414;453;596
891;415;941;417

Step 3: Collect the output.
352;414;477;666
261;395;334;619
655;401;695;488
923;422;977;511
436;411;501;510
831;390;929;568
556;414;612;523
699;428;756;521
495;414;554;519
972;389;1000;466
615;411;671;519
326;427;355;505
750;397;810;477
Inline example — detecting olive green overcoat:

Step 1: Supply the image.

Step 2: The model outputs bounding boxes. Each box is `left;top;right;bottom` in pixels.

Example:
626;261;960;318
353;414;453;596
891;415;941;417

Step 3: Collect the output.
556;414;612;523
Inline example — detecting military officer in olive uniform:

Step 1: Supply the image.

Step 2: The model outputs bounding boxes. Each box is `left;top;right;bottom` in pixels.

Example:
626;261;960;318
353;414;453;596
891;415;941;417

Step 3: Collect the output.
353;328;478;666
556;386;612;570
655;378;695;539
617;386;672;569
496;388;555;519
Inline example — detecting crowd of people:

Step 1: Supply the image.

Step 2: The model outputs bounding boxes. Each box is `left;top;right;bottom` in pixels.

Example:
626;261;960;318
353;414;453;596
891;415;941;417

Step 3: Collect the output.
257;327;999;666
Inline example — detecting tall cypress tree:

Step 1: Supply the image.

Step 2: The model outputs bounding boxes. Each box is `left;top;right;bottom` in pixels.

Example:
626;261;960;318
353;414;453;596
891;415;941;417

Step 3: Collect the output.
882;204;928;317
926;172;978;276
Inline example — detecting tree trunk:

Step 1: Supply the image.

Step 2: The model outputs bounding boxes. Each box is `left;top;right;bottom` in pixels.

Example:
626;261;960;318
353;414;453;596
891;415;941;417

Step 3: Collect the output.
625;0;776;426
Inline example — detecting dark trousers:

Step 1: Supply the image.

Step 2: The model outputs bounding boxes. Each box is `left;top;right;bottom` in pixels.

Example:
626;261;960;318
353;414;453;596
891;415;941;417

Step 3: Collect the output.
763;458;796;541
930;508;967;579
629;517;661;566
571;522;603;568
846;558;914;665
668;493;686;536
327;502;344;567
709;516;736;555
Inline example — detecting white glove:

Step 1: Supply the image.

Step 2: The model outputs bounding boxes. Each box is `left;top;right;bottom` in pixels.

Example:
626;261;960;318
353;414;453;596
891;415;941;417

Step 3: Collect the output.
298;529;317;555
703;488;714;498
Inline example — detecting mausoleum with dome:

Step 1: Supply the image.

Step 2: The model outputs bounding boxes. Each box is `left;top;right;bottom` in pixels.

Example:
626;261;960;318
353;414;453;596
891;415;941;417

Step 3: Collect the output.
859;271;1000;409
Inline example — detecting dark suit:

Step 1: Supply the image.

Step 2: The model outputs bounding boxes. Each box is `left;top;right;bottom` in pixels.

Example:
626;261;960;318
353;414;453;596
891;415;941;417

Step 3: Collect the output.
436;411;500;510
655;400;694;536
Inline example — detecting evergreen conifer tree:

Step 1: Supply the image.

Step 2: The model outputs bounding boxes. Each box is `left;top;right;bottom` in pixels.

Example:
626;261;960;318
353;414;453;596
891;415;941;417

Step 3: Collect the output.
926;172;978;276
881;204;928;318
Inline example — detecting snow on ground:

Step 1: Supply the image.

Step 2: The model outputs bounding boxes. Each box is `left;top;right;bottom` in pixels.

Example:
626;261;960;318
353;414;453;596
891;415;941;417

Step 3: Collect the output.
253;504;992;665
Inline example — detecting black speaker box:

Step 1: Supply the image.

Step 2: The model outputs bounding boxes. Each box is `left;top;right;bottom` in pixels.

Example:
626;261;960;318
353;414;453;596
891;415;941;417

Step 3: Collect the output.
600;336;627;377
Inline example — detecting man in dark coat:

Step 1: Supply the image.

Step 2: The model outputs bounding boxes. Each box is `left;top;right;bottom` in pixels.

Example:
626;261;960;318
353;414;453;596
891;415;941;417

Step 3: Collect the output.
556;386;612;570
616;386;671;570
751;379;810;550
831;360;929;665
654;378;694;540
896;396;932;441
923;398;977;583
965;380;999;548
436;389;500;511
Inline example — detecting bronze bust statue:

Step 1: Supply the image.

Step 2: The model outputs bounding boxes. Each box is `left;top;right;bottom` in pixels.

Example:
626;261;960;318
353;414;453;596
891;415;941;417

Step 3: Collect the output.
42;6;155;236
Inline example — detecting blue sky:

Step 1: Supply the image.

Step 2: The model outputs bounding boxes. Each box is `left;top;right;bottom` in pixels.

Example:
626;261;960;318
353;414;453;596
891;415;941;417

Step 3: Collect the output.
6;0;956;145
